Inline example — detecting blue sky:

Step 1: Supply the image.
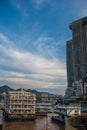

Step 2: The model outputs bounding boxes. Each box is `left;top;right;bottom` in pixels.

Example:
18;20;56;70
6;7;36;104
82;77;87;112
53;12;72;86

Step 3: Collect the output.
0;0;87;95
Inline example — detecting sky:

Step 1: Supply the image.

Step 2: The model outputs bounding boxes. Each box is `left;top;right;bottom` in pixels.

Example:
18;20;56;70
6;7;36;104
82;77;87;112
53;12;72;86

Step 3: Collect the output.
0;0;87;95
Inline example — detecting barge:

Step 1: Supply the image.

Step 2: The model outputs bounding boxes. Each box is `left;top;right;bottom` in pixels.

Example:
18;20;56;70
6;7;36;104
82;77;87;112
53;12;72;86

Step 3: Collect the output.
3;88;36;121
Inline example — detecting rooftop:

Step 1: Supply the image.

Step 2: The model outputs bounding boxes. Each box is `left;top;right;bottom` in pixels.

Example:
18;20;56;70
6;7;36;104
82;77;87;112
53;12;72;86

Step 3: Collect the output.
69;16;87;30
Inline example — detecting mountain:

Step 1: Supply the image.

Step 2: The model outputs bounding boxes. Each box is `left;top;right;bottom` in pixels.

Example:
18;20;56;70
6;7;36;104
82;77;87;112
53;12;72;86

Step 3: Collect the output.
15;88;53;97
0;85;53;96
27;89;43;96
0;85;63;103
0;85;14;93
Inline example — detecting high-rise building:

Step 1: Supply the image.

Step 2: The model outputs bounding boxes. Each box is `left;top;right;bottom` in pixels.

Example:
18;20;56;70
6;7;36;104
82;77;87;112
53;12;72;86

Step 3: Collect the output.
66;40;74;87
66;16;87;89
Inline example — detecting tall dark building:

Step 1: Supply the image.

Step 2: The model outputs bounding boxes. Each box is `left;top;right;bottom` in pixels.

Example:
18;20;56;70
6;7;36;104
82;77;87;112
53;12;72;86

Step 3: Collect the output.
67;16;87;88
66;40;74;88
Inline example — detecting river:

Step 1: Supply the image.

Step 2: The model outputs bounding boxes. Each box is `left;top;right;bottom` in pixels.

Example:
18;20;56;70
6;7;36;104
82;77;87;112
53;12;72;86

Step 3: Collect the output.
1;114;65;130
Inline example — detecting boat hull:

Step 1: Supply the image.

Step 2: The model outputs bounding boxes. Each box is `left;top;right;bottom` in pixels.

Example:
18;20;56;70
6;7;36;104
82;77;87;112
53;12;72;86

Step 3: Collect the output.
35;111;47;117
51;116;65;124
3;111;36;122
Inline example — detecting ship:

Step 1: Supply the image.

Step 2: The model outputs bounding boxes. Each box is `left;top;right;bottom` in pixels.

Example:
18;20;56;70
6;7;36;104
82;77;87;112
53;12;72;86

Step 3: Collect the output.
3;88;36;121
52;105;81;124
35;109;47;117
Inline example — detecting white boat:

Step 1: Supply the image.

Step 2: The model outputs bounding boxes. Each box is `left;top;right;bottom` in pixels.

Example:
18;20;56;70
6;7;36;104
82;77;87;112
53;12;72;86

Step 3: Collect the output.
52;105;81;124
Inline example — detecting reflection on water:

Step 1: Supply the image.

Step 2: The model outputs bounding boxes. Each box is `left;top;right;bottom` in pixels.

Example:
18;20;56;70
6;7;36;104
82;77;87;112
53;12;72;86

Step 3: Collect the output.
2;114;65;130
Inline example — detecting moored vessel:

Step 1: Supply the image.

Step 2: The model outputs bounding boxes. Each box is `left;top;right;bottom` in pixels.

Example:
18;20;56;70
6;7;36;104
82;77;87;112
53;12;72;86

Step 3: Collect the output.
3;88;36;121
35;110;47;117
52;105;81;124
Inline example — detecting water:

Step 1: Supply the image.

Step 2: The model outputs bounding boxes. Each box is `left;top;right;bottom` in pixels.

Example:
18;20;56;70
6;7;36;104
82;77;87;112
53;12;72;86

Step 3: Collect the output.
2;114;65;130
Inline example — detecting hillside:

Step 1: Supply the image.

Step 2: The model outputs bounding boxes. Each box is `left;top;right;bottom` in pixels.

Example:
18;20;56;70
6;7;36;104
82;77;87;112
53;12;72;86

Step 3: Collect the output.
0;85;54;97
0;85;14;93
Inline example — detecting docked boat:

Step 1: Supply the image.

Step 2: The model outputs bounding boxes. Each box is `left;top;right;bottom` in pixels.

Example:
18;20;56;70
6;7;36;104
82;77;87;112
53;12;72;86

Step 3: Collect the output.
3;88;36;121
52;105;81;124
35;110;47;117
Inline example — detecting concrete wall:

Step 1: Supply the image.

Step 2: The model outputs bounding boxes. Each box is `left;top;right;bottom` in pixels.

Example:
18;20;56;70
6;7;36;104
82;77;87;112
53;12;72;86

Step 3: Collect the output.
65;115;87;130
65;117;78;130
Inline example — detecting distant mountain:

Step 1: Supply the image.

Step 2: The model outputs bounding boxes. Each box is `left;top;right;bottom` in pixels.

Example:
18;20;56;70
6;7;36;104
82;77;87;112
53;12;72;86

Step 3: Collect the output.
0;85;53;96
0;85;62;98
15;88;22;91
0;85;14;93
27;89;43;96
15;88;53;97
0;85;63;102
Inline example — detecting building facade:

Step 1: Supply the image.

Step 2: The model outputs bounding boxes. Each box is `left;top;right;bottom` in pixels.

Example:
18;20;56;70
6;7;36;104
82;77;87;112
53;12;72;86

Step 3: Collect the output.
66;16;87;97
66;40;74;88
3;88;36;121
41;93;49;102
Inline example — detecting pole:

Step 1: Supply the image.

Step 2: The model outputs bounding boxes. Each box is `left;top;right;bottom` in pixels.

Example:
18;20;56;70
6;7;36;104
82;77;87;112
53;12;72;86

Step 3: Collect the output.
82;78;85;99
46;109;48;130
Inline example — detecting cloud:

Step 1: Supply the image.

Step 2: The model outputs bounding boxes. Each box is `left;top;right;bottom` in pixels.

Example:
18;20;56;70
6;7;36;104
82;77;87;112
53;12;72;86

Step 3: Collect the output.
30;0;54;10
0;33;67;95
33;36;66;60
0;70;25;78
31;0;47;8
0;77;67;95
10;0;29;17
0;44;66;77
37;87;66;95
32;0;48;6
0;33;11;43
35;0;46;4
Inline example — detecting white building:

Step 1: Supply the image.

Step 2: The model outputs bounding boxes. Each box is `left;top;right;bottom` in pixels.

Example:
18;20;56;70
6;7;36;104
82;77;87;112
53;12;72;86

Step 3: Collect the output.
3;88;36;118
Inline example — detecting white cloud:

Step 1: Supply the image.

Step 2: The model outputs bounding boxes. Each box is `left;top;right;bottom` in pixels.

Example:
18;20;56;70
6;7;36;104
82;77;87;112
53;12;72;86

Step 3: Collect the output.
0;45;66;76
0;33;67;95
0;33;11;43
0;70;25;78
0;77;67;95
33;36;66;60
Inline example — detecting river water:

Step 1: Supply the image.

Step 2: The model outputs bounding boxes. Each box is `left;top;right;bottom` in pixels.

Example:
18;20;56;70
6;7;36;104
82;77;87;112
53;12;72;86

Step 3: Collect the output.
1;114;65;130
